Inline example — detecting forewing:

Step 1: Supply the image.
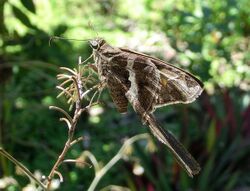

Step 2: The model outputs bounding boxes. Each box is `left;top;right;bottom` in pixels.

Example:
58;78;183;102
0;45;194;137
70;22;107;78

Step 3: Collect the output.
154;60;203;107
120;48;203;108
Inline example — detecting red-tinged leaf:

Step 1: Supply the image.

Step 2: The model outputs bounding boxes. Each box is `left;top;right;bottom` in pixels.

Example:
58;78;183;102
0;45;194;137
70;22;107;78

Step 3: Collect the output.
147;183;155;191
20;0;36;14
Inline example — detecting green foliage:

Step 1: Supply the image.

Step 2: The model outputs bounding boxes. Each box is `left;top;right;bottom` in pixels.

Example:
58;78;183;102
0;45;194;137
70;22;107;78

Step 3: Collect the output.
0;0;249;190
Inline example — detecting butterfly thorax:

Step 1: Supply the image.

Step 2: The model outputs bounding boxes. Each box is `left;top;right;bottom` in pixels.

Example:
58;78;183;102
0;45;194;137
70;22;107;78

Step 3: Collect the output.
93;50;108;82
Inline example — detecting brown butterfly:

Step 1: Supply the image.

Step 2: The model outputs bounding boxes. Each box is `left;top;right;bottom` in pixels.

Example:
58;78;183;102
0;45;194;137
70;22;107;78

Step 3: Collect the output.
89;38;203;177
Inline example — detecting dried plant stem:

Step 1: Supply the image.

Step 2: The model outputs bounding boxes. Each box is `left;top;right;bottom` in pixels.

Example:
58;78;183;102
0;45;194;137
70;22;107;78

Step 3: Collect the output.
87;133;149;191
49;106;73;124
46;65;85;190
46;107;83;189
70;136;84;146
45;56;105;190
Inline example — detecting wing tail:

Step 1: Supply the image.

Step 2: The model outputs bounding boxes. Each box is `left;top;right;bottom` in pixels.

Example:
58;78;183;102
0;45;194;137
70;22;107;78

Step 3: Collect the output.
145;114;201;177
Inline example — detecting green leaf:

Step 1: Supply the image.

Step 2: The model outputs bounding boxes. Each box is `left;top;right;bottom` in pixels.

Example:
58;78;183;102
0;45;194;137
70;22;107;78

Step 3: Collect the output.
12;5;34;29
224;171;240;190
180;170;191;190
198;154;215;191
20;0;36;13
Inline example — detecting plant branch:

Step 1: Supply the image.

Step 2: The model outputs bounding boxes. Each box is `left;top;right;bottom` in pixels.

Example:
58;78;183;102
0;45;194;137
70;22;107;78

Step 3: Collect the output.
46;97;83;190
49;106;73;124
45;56;99;189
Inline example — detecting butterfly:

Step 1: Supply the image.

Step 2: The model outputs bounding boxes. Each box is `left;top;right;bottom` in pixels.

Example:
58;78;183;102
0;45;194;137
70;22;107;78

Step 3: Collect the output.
88;38;203;177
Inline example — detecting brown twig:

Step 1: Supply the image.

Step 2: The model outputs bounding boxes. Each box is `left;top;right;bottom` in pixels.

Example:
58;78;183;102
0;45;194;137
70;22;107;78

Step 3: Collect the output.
46;93;83;189
45;58;98;190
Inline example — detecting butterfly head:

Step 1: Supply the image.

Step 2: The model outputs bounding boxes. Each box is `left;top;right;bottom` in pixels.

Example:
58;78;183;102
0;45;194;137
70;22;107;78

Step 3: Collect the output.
88;38;106;50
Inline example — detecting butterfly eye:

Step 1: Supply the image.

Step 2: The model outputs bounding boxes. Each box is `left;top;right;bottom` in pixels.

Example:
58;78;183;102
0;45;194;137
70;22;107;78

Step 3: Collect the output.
89;40;99;49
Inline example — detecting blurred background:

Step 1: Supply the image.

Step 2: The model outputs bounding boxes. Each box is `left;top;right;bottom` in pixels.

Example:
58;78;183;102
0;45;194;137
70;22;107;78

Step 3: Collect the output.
0;0;250;190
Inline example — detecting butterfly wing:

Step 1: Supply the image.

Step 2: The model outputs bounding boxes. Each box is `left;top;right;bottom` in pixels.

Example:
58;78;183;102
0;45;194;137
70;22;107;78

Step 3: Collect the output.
110;51;161;113
106;64;129;113
116;49;202;176
152;59;203;107
107;77;128;113
120;48;203;110
96;45;202;176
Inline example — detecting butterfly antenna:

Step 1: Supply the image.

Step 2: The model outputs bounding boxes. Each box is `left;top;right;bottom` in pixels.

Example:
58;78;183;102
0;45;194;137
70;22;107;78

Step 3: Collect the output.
88;21;99;38
49;36;91;46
